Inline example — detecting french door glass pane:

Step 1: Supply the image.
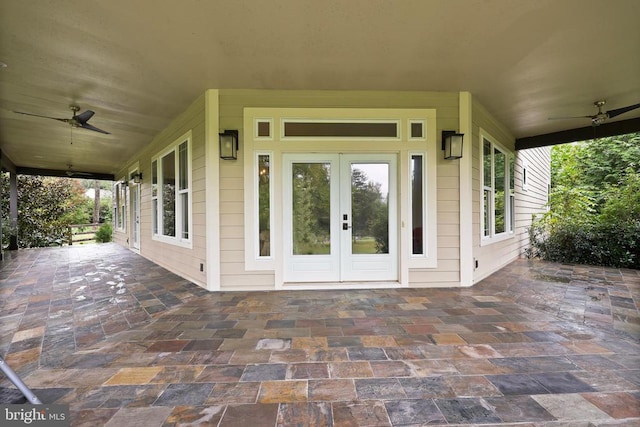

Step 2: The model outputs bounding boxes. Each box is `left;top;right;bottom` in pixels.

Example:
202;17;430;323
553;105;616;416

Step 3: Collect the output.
351;163;389;254
292;163;331;255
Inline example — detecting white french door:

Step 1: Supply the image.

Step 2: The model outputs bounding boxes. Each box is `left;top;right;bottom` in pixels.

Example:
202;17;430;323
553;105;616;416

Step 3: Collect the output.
283;153;397;283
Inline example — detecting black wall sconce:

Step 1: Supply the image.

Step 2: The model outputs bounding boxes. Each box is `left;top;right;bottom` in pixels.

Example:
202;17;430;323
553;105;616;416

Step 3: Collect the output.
219;130;239;160
442;130;464;160
131;172;142;184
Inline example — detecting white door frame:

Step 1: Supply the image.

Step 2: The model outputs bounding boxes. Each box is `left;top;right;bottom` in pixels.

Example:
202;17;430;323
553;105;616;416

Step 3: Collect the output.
283;153;397;283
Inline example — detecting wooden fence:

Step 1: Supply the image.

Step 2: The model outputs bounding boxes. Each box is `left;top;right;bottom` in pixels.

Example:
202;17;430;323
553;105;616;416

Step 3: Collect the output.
68;223;100;245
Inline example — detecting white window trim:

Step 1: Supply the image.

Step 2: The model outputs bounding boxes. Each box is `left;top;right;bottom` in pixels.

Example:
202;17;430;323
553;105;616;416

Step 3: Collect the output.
244;150;276;270
407;151;437;268
151;130;193;249
243;107;438;287
480;129;515;246
254;118;274;141
114;179;127;233
408;119;426;141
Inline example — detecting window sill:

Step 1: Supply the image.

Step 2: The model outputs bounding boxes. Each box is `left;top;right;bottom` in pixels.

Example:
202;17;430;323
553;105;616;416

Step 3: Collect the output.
480;232;514;247
152;234;193;250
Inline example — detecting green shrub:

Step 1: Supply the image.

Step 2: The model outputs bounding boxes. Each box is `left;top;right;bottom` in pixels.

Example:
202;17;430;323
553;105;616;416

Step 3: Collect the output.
528;218;639;269
95;223;113;243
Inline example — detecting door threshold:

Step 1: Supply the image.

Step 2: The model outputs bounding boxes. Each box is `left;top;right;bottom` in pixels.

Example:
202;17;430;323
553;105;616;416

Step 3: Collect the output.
281;281;403;290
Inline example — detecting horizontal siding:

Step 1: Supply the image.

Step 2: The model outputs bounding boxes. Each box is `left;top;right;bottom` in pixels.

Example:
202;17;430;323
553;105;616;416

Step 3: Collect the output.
515;146;551;252
471;99;519;282
471;99;549;283
218;89;461;290
115;93;208;288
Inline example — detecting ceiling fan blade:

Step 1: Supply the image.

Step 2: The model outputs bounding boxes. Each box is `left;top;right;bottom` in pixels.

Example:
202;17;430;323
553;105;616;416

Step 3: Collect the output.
14;111;68;122
79;122;110;134
548;115;593;120
606;103;640;119
75;110;95;123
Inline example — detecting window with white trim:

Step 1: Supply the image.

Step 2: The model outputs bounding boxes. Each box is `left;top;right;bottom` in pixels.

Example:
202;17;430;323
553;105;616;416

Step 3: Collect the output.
114;181;127;232
481;133;514;242
410;153;426;255
257;153;272;257
151;131;192;246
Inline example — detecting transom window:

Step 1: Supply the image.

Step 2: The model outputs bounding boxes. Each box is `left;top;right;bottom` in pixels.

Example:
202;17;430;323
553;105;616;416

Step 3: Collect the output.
151;131;192;247
481;132;515;243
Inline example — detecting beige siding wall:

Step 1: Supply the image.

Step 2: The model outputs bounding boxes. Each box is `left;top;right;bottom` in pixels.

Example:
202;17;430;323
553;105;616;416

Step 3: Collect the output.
114;94;208;287
218;89;461;290
471;99;550;282
471;99;518;282
112;89;549;292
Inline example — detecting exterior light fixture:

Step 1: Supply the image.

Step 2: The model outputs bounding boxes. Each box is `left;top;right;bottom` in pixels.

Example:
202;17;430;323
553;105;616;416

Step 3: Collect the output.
219;130;239;160
131;172;142;184
442;131;464;160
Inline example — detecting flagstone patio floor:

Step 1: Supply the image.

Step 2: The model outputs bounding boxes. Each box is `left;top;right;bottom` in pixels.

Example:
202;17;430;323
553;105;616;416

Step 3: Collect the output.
1;244;639;426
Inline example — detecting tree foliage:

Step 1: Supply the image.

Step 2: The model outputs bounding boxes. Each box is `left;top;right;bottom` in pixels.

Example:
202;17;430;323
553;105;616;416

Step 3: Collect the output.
528;132;640;268
1;175;108;248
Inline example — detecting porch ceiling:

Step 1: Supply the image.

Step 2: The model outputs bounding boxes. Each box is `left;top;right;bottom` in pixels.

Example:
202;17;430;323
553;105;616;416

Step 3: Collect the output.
1;0;639;176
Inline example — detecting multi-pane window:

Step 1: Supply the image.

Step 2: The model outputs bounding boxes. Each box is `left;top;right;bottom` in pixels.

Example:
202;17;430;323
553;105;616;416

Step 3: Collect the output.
114;181;127;232
152;134;191;245
482;135;514;241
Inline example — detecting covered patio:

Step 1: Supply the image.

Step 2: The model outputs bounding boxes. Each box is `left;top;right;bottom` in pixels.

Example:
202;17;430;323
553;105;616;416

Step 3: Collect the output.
0;244;638;426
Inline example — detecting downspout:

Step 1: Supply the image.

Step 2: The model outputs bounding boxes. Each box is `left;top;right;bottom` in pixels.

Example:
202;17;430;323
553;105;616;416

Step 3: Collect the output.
459;92;474;286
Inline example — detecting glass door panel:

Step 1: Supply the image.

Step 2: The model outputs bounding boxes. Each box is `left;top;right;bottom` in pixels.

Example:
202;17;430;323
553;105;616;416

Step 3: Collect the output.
283;155;340;283
350;163;389;255
340;155;397;282
284;153;397;283
292;162;332;255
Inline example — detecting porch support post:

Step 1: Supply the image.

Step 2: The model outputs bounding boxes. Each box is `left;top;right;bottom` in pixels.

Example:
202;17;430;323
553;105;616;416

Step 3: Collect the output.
204;89;221;291
459;92;474;286
8;171;18;250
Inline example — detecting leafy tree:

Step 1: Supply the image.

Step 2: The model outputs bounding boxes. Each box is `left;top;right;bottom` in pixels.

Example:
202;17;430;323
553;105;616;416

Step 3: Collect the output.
528;132;640;268
1;175;87;248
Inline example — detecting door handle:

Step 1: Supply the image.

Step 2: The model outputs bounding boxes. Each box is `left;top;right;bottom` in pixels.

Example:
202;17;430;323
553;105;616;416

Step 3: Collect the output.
343;223;351;230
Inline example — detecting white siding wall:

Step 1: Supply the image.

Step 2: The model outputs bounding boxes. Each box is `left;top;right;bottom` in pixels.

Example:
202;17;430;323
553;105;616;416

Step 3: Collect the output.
515;146;551;253
114;94;208;287
218;89;461;290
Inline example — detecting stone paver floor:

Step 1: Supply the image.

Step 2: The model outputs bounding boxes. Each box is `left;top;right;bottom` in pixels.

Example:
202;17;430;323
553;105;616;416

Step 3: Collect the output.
1;244;639;426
